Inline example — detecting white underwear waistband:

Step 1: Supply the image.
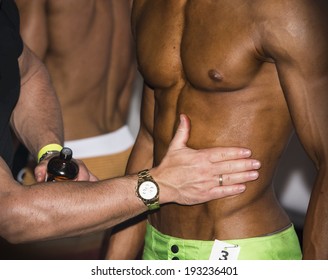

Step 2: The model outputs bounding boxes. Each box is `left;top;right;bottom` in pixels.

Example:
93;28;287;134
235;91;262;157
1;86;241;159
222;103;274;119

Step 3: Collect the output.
64;126;135;159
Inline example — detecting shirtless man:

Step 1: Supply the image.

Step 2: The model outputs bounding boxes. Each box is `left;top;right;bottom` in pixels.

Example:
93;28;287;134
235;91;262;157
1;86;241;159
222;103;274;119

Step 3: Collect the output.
108;0;328;260
6;0;136;259
16;0;136;180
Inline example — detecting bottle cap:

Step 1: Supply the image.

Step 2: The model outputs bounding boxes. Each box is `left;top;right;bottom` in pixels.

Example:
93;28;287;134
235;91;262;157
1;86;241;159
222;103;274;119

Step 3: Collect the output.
60;147;73;160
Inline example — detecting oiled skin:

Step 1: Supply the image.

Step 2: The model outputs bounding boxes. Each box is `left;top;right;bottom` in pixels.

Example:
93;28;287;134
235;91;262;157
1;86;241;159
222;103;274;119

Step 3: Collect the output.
16;0;135;140
124;0;328;259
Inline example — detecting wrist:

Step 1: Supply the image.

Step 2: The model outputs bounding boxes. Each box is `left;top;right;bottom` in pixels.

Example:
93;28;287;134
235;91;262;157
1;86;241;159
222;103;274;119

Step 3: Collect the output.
38;143;63;163
136;169;160;211
148;167;176;205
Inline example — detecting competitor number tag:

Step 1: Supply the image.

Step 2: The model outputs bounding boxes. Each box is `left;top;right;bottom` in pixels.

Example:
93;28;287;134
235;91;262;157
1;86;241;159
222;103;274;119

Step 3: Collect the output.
209;240;240;260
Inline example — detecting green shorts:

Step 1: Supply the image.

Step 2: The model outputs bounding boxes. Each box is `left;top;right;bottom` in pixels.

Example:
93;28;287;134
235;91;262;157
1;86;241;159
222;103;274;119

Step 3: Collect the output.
143;223;302;260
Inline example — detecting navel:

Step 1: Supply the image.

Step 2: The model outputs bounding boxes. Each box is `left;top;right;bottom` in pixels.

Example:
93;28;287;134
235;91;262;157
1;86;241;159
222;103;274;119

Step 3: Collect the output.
208;69;223;82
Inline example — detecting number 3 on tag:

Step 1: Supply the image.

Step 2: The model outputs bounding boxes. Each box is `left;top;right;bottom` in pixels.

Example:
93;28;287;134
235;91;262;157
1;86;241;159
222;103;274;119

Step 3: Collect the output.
209;240;240;260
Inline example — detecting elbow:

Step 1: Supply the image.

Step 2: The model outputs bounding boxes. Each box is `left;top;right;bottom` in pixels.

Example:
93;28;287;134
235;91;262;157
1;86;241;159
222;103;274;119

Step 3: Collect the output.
0;231;25;245
0;211;32;244
0;224;26;244
0;200;44;244
0;182;50;243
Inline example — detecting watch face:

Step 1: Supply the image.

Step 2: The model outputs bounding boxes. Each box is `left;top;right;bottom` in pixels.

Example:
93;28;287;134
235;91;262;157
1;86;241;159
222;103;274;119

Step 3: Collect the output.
139;181;158;200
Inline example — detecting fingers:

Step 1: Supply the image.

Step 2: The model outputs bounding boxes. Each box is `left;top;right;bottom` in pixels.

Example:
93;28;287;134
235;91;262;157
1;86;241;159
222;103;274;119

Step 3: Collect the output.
34;163;47;182
213;158;261;174
177;184;247;205
34;158;97;182
209;185;247;200
208;157;261;187
207;147;253;162
88;172;99;182
167;114;190;150
76;172;98;181
216;170;259;186
75;159;98;181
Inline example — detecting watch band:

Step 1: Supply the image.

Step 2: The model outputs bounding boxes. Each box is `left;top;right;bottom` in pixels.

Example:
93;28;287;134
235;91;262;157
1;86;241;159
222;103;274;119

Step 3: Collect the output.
148;201;160;211
137;169;160;210
138;169;153;183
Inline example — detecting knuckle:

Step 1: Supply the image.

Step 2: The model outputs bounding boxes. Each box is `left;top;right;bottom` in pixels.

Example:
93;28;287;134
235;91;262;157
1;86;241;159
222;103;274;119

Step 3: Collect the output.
224;174;232;185
199;152;211;166
245;160;251;170
226;162;233;173
219;151;227;160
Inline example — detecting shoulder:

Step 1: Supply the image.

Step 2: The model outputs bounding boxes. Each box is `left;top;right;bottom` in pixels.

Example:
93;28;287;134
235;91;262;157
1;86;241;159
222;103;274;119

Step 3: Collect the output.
252;0;327;23
251;0;328;60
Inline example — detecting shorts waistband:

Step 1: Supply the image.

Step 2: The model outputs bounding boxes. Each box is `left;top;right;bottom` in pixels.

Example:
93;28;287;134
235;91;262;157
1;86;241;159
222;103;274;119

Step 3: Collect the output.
144;223;302;260
64;126;135;159
146;223;295;246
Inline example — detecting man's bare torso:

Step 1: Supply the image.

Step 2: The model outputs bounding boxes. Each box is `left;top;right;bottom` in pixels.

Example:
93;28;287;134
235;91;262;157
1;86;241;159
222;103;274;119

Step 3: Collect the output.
132;0;305;240
19;0;135;140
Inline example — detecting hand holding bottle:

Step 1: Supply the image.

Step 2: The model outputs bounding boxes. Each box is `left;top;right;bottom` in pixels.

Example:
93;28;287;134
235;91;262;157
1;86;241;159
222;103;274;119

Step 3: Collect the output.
46;147;79;182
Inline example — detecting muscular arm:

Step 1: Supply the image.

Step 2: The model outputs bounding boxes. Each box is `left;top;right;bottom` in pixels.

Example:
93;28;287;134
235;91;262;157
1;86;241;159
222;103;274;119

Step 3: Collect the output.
1;111;253;244
11;44;64;161
262;1;328;259
13;1;59;157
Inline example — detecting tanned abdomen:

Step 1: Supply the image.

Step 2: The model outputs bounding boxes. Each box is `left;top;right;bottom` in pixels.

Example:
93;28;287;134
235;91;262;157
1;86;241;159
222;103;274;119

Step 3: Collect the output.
134;0;293;240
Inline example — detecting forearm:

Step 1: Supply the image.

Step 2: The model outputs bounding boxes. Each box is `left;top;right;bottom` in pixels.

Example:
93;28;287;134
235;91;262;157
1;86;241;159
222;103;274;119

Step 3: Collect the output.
1;114;255;244
1;164;183;244
1;175;147;244
12;46;64;159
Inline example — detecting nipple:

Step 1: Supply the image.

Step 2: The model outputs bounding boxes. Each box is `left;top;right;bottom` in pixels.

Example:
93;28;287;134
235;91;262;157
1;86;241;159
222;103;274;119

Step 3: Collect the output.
208;69;223;82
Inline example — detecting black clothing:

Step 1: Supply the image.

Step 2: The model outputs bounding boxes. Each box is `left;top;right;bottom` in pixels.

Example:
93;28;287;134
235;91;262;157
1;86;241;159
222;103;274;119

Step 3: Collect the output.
0;0;23;166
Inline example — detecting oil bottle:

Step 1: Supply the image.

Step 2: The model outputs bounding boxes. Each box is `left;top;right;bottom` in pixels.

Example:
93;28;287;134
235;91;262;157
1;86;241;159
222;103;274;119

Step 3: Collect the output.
46;147;79;182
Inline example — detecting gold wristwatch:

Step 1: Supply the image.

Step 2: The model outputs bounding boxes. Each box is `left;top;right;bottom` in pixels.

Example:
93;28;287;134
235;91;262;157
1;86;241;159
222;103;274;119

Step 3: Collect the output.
136;169;160;211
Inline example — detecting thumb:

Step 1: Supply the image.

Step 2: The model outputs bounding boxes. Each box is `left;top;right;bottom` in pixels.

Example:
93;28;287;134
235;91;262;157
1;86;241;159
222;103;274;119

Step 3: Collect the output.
34;164;47;182
168;114;190;150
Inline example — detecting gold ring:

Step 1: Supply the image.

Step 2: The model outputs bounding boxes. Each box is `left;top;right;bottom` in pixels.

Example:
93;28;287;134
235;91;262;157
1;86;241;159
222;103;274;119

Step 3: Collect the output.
219;174;223;186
